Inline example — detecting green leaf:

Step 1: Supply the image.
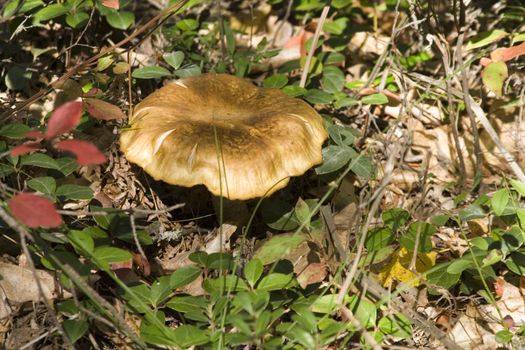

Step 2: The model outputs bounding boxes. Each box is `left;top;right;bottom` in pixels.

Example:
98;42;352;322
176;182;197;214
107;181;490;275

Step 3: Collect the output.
56;184;93;200
400;222;436;253
206;252;234;270
495;329;513;344
0;123;31;139
203;275;250;293
68;230;95;254
334;95;358;109
257;273;294;291
174;65;201;78
188;251;209;266
132;66;172;79
140;321;179;346
323;17;348;35
322;66;345;93
92;246;132;270
294;198;314;227
378;314;412;338
3;0;21;17
166;295;207;313
505;252;525;276
97;55;114;72
253;233;308;265
105;10;134;30
176;19;199;31
224;21;235;56
425;263;461;289
261;199;299;231
0;164;14;178
351;154;375;178
466;29;508;50
361;93;389;105
286;326;315;349
332;0;352;9
56;157;78;176
348;295;377;329
310;294;340;313
382;208;410;232
34;3;68;21
263;74;288;89
282;85;307;97
328;124;358;147
459;204;486;222
491;188;510;216
255;310;273;337
304;89;334;104
510;179;525;197
66;11;89;28
482;61;508;97
63;319;88;343
365;227;394;251
5;65;32;90
315;145;353;175
20;153;59;170
171;325;209;348
27;176;56;195
324;52;346;65
244;258;263;287
446;258;474;274
163;51;185;70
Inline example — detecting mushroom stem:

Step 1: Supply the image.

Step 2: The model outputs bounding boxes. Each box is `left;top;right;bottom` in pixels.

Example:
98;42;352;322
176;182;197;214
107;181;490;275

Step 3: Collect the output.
211;195;250;235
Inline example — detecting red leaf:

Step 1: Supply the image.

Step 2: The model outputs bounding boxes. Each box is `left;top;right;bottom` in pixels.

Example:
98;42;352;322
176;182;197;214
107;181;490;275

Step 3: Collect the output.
55;139;107;165
84;98;126;120
83;88;104;97
111;260;133;270
501;41;525;62
10;143;41;156
45;101;83;140
480;57;492;66
133;253;151;276
101;0;119;10
25;130;45;140
9;193;63;228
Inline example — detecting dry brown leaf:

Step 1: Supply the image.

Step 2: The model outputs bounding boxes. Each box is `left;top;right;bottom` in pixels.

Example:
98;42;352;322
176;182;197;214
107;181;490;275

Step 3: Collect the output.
296;262;328;289
0;262;68;302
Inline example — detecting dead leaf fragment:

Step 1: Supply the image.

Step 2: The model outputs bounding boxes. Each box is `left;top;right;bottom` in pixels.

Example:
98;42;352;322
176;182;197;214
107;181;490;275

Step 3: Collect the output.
378;247;436;287
84;98;127;120
0;262;69;306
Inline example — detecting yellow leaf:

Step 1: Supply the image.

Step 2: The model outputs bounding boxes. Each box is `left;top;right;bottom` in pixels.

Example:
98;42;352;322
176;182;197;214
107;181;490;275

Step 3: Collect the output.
378;247;436;287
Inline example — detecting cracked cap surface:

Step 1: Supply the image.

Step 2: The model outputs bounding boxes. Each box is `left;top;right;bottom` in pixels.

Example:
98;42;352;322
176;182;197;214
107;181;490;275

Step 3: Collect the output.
120;73;328;200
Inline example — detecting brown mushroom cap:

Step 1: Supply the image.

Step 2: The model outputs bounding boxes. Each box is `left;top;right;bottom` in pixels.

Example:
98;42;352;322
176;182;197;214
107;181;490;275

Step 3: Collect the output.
120;73;328;200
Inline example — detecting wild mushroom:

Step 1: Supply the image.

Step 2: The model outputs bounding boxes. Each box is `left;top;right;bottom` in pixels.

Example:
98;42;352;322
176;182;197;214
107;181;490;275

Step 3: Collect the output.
120;73;328;200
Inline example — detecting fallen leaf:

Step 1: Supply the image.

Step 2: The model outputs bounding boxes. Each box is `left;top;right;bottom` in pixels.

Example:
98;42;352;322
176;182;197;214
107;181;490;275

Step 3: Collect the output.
55;139;107;166
297;262;328;288
378;247;436;287
101;0;119;10
0;261;68;303
84;98;126;120
45;100;83;140
8;193;63;228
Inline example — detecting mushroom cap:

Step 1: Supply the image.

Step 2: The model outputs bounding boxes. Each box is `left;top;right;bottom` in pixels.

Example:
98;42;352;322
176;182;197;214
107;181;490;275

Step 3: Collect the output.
120;73;328;200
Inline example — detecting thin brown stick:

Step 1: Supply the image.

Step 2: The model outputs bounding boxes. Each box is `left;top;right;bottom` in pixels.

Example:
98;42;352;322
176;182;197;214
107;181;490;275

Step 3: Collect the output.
434;35;466;187
299;5;329;88
455;30;483;183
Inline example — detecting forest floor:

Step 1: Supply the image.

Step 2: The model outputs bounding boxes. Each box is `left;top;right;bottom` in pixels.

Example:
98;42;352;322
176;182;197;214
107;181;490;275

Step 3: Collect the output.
1;0;525;349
